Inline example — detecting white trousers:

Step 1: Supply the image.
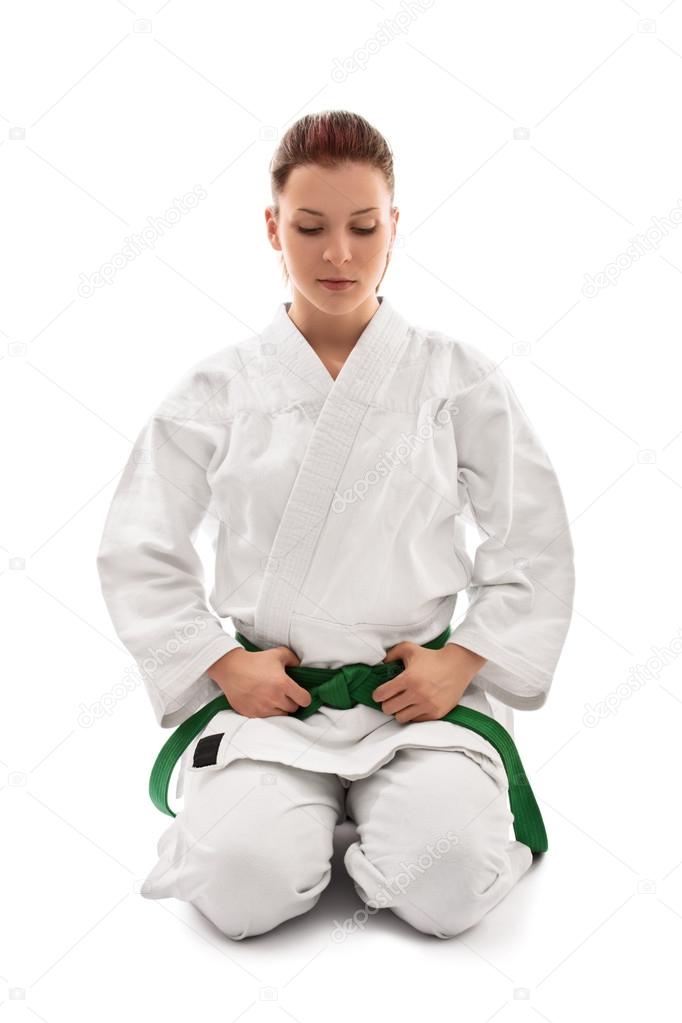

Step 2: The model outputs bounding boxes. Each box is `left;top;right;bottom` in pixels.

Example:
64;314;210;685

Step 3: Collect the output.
141;746;534;939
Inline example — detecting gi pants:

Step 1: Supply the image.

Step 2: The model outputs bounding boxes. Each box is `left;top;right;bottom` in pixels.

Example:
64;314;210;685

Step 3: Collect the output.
141;744;533;939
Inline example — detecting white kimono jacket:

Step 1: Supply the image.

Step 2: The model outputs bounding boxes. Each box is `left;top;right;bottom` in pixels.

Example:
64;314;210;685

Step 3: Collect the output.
96;295;575;796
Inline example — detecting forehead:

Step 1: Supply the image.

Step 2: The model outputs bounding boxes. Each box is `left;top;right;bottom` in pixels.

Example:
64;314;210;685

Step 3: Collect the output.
282;162;389;212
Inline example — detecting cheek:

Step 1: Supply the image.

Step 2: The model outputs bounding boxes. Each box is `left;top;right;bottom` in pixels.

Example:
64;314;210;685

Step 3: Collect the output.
367;233;389;264
285;234;316;264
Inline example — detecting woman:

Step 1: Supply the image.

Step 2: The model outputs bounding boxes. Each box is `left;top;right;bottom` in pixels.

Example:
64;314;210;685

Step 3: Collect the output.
96;110;575;940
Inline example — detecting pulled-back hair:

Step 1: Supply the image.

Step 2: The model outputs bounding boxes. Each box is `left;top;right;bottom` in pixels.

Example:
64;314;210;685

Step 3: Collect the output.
269;110;395;289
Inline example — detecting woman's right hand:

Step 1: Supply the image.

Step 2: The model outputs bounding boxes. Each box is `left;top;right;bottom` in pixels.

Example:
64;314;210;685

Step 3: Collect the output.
205;645;312;718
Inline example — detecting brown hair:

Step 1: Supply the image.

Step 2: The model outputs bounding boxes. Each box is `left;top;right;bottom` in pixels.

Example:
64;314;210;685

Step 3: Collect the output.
269;110;395;291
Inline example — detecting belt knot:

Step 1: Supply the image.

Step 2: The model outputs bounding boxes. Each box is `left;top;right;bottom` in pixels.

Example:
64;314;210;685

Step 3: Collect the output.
313;663;376;710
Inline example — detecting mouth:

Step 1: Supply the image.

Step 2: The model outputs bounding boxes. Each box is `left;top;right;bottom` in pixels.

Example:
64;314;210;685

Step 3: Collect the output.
318;278;357;290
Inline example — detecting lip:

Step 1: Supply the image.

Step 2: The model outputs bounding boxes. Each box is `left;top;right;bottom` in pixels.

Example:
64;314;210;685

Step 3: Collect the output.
318;279;356;291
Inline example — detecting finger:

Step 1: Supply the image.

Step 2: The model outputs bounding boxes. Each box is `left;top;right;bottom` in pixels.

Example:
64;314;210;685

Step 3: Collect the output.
277;646;301;668
282;677;313;707
394;704;425;723
382;642;410;664
381;692;416;715
273;693;300;713
372;676;409;703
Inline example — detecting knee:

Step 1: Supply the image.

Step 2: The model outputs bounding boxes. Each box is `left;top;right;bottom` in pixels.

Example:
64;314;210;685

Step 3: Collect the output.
403;863;501;938
363;828;513;939
191;831;333;940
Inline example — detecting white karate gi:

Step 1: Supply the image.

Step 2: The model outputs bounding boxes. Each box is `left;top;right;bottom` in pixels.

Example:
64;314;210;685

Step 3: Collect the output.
96;294;575;938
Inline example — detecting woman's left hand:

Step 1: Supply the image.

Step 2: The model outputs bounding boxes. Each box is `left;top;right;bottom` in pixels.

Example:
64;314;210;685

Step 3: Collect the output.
372;642;487;722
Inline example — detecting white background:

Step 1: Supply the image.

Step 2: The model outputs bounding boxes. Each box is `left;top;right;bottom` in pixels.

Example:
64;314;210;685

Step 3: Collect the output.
2;0;681;1019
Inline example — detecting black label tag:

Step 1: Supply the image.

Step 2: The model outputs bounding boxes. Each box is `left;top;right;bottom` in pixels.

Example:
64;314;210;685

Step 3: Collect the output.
192;732;224;768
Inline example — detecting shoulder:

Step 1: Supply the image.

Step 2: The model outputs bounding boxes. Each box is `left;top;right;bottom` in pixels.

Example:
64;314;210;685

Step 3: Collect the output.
153;331;262;421
414;324;501;394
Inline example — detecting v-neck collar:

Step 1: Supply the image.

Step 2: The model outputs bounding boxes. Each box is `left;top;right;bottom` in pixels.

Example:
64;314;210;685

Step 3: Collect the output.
264;294;408;402
252;293;412;647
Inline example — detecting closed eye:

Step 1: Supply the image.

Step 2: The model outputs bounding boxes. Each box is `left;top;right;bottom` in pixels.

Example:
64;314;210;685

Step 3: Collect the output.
297;227;377;235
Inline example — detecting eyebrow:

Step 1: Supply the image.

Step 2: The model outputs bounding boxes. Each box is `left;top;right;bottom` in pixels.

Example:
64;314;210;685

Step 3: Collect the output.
295;206;379;217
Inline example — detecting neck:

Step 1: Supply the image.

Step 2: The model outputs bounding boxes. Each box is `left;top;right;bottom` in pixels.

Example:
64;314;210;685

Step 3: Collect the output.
287;289;381;358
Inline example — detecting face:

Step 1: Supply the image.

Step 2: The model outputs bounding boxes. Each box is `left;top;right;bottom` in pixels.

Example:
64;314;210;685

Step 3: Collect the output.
265;161;399;314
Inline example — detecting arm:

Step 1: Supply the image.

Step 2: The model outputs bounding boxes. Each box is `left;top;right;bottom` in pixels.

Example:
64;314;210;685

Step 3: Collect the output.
446;359;575;710
96;411;242;728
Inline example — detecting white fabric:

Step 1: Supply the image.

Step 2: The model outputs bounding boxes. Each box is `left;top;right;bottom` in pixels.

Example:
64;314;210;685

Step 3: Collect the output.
96;294;575;747
141;746;533;939
98;294;569;932
172;676;511;801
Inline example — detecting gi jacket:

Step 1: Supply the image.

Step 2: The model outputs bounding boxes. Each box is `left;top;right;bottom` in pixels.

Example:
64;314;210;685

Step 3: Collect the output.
96;295;575;729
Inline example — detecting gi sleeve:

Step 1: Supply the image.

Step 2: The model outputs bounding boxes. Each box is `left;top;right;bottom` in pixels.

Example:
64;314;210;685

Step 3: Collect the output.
446;359;575;710
96;411;242;728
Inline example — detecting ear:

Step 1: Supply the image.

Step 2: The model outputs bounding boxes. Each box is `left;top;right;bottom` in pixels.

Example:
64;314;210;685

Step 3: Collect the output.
265;207;282;252
391;206;400;240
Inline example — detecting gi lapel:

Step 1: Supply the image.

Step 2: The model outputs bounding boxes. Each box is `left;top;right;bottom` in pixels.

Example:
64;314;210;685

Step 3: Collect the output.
252;295;413;649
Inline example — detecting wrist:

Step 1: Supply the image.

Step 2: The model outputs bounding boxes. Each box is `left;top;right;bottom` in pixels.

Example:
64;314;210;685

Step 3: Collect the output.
206;646;242;680
440;642;487;671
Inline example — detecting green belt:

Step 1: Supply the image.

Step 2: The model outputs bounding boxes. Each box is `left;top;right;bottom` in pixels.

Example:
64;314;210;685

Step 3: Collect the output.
149;625;548;854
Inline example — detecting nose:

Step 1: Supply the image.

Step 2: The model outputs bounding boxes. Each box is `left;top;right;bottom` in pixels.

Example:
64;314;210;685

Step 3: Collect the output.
322;231;353;268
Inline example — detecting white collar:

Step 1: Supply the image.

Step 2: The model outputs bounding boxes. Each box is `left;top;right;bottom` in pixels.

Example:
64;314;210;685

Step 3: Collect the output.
260;294;412;402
